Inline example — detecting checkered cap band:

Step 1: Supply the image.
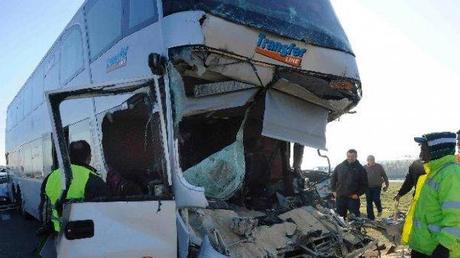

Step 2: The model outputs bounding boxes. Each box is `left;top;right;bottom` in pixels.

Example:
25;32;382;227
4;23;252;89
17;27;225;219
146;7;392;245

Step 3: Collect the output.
424;132;456;160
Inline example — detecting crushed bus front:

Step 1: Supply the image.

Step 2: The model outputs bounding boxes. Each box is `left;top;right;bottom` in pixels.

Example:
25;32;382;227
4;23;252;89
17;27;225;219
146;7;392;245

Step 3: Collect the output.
44;1;366;257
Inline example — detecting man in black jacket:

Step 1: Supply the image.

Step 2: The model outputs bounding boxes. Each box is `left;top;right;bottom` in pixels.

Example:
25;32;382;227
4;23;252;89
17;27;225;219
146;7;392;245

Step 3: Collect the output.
331;149;368;217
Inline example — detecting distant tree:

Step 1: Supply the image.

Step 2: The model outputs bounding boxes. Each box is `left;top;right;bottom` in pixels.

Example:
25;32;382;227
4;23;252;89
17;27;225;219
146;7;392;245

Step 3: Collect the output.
379;159;413;179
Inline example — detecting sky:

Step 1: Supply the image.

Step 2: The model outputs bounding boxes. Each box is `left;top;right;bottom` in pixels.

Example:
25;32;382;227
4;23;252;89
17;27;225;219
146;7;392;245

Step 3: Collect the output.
0;1;458;168
304;0;460;168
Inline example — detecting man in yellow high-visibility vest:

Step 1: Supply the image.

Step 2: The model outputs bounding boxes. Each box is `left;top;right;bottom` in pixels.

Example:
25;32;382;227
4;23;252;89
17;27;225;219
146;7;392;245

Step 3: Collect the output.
402;132;460;258
40;140;107;232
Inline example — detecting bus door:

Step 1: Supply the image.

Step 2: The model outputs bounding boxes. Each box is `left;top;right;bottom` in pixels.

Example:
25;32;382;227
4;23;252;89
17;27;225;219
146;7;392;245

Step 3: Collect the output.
46;78;176;258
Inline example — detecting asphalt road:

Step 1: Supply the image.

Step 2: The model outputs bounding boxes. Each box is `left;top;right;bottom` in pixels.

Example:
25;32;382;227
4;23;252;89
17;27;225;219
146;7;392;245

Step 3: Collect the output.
0;209;40;258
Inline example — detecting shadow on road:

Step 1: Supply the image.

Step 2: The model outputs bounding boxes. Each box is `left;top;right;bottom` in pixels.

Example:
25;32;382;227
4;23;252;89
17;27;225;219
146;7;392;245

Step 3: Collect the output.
0;210;40;258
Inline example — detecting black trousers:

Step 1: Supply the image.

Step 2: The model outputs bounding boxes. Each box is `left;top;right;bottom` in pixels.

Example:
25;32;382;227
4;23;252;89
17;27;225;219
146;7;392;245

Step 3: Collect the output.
336;196;360;217
411;250;430;258
411;249;449;258
365;186;382;220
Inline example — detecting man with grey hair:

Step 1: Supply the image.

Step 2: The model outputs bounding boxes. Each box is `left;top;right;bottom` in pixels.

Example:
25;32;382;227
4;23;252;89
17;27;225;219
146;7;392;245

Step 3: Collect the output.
364;155;389;220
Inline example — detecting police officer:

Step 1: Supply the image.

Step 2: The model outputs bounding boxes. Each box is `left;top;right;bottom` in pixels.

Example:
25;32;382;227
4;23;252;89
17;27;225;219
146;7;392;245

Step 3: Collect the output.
402;132;460;258
40;140;107;232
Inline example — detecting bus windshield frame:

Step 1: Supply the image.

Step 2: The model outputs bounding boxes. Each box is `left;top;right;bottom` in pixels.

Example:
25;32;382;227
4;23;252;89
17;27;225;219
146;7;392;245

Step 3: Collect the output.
163;0;353;55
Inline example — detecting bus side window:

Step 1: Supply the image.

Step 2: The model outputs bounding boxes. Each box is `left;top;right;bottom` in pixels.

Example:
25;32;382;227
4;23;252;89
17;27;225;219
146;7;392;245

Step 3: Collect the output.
7;106;13;131
10;99;17;126
85;0;123;61
13;100;18;125
43;134;56;175
44;49;61;91
43;127;69;176
23;143;33;178
24;83;33;116
60;26;84;85
128;0;158;30
30;139;43;178
32;67;44;109
21;140;43;179
16;92;24;123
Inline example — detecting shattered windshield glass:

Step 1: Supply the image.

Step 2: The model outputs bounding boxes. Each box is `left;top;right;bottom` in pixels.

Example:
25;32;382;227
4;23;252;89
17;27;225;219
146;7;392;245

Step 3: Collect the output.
164;0;353;54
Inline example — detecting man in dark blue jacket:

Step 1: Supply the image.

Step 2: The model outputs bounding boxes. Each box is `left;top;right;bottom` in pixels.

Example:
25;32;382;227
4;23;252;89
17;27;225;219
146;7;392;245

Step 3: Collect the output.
331;149;368;218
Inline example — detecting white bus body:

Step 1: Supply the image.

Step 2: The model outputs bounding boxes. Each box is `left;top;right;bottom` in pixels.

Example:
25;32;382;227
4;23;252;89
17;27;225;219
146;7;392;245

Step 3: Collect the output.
6;1;362;257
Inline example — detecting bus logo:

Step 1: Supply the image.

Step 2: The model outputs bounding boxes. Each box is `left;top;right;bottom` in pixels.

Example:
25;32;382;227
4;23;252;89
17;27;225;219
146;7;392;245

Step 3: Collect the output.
255;33;306;67
107;46;129;73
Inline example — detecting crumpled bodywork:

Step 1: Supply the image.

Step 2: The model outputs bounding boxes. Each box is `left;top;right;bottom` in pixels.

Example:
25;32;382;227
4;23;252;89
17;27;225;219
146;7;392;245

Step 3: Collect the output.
164;6;367;257
169;41;360;122
168;21;369;255
188;205;373;257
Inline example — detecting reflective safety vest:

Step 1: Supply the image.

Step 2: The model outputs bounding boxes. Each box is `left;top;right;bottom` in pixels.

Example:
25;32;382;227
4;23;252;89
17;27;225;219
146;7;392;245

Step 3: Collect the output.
402;155;460;257
45;165;97;232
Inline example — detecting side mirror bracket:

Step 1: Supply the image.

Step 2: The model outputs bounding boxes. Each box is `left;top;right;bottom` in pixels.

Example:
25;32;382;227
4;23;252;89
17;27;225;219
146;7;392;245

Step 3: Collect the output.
148;53;166;76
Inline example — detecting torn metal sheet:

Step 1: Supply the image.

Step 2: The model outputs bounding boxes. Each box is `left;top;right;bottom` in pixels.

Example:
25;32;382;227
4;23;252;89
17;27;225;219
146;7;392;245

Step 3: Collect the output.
230;217;258;237
278;207;329;235
167;64;258;125
190;208;298;257
198;235;229;258
271;77;355;120
247;222;297;255
263;90;328;150
203;53;274;87
171;47;274;87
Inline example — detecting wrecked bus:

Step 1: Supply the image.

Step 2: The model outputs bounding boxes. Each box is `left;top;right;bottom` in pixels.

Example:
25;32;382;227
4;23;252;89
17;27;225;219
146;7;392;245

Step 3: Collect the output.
6;0;363;257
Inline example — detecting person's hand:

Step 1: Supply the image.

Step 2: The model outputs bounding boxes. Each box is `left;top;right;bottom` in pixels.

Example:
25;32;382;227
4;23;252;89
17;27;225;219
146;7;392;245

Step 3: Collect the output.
383;186;388;192
431;244;449;258
393;194;401;201
351;194;359;200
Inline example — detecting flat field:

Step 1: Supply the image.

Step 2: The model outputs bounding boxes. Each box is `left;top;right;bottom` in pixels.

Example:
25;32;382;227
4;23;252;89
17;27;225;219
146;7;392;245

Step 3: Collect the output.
360;181;412;218
359;181;412;257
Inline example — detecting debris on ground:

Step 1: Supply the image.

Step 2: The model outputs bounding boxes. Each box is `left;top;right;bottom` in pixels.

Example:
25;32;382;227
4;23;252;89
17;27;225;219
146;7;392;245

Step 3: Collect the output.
189;205;376;257
185;168;415;258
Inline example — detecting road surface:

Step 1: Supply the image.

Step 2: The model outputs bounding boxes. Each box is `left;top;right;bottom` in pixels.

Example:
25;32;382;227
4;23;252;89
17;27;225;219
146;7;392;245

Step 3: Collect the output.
0;209;40;258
